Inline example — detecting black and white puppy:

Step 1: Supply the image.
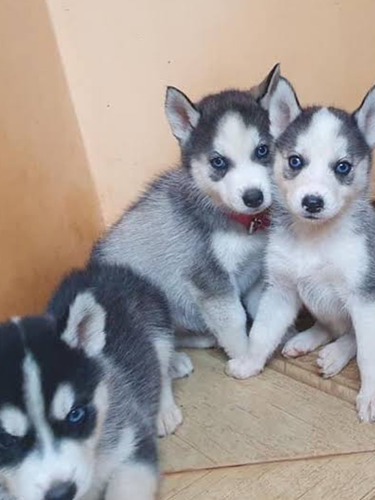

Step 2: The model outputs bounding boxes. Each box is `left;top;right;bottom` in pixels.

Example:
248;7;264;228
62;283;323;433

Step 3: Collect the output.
227;77;375;422
91;65;280;377
0;263;178;500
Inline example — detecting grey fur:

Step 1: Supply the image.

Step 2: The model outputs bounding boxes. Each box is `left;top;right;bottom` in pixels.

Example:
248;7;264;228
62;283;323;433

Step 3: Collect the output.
92;168;262;334
353;199;375;297
92;69;280;362
277;106;318;152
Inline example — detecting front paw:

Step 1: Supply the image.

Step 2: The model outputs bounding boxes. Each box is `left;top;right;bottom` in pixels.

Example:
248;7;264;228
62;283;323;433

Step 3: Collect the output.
357;390;375;423
170;352;194;380
225;358;263;379
317;342;349;378
157;403;183;437
282;332;316;358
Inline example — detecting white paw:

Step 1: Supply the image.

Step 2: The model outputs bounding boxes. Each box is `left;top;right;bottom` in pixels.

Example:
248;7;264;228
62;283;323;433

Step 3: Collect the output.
169;352;194;380
317;342;350;378
157;404;183;437
282;332;317;358
357;390;375;423
225;358;262;380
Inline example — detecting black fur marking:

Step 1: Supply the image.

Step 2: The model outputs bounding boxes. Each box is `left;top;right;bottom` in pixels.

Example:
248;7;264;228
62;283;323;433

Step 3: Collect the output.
0;428;35;469
134;434;158;465
0;322;34;468
276;107;319;153
329;107;371;184
330;107;370;158
0;322;27;410
189;252;233;298
21;316;102;442
0;317;100;468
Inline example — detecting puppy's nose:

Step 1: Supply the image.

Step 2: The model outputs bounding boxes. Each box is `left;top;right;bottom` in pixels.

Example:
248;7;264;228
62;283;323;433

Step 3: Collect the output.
302;194;324;214
242;188;264;208
45;482;77;500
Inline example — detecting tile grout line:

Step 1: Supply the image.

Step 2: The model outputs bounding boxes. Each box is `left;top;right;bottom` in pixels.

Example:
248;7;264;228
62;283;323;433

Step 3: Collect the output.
163;448;375;477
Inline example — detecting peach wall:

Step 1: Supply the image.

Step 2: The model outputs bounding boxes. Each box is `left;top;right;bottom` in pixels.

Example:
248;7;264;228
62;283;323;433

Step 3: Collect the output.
1;0;375;318
0;0;103;318
47;0;375;225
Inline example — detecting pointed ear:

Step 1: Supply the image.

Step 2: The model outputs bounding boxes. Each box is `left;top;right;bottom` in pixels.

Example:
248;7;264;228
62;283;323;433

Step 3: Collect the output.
266;77;301;139
354;85;375;148
165;86;200;144
251;63;281;107
61;292;106;357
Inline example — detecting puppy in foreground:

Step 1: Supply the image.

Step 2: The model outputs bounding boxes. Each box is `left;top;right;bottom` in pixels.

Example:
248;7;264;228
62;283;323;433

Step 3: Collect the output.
227;77;375;422
92;65;280;375
0;263;177;500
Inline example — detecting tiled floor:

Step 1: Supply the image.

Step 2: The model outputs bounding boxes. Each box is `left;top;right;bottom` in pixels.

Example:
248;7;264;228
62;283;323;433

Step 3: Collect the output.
160;349;375;499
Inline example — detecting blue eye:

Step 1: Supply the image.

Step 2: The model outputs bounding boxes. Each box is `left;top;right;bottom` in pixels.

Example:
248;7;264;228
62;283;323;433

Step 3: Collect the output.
334;161;352;176
210;155;228;170
255;145;269;159
288;155;304;170
67;406;87;425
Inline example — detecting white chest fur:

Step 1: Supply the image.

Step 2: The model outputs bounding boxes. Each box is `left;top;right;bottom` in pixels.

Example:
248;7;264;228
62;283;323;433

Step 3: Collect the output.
268;223;368;321
212;229;265;274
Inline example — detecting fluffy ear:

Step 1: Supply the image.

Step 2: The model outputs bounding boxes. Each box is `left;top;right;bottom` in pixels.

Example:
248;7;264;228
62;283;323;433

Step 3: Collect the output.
354;85;375;148
61;292;106;357
165;86;200;144
266;77;301;139
251;63;281;107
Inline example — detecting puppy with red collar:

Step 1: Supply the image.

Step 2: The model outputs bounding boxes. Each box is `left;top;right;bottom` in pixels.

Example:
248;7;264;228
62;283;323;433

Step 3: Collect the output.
91;65;280;404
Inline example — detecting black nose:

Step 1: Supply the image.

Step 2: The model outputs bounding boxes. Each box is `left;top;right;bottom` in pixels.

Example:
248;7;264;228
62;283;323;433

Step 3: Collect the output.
302;194;324;214
45;482;77;500
242;188;264;208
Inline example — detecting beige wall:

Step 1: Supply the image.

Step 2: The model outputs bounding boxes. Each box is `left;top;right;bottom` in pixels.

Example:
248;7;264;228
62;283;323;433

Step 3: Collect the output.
47;0;375;225
0;0;103;318
1;0;375;317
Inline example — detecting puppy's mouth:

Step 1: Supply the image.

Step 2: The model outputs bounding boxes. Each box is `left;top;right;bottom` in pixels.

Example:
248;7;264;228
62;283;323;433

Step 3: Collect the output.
303;214;321;220
239;206;268;215
299;212;334;223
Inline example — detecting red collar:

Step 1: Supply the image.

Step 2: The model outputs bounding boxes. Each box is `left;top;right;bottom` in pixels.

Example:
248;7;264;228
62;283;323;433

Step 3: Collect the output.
228;210;271;234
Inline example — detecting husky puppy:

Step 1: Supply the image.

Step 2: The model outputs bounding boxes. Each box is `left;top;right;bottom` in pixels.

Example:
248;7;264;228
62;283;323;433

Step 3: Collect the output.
226;77;375;422
91;65;280;373
0;263;177;500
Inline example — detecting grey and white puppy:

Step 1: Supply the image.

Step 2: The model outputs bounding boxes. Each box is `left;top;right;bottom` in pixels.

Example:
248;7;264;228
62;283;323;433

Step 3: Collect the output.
0;263;175;500
227;77;375;422
91;65;280;385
